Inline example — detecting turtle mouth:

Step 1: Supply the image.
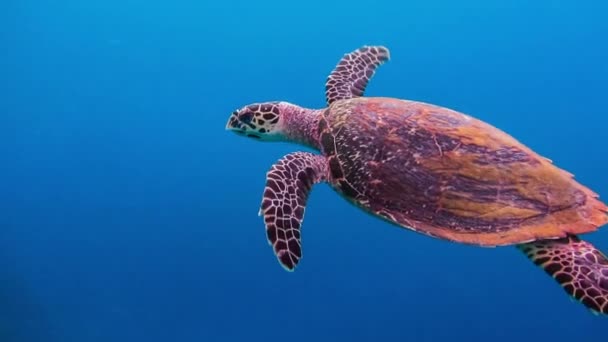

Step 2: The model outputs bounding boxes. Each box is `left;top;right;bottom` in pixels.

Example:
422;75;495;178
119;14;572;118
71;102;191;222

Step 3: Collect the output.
225;114;241;131
226;117;260;140
229;129;261;140
226;114;259;135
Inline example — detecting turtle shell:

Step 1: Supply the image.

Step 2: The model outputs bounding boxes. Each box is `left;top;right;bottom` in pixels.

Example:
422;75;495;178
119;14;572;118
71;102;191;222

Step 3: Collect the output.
318;97;608;246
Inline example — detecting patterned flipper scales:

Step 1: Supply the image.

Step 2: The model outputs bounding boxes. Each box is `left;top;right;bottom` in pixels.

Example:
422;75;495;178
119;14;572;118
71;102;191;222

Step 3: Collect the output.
259;152;328;271
519;235;608;315
325;45;390;105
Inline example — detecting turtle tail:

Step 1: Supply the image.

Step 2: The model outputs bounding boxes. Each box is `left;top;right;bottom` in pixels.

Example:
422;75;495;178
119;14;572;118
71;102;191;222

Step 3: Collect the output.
518;235;608;315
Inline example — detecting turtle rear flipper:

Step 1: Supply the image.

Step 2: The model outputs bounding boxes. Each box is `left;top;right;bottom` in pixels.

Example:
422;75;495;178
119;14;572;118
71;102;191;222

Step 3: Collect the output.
260;152;328;271
519;235;608;315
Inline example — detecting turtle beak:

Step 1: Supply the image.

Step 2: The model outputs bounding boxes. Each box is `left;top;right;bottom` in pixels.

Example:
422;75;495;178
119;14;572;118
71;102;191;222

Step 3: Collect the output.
225;113;240;131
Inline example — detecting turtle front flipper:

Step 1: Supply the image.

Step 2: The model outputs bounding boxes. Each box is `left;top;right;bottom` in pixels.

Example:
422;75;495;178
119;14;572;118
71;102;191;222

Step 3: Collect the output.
519;235;608;315
260;152;328;271
325;45;390;105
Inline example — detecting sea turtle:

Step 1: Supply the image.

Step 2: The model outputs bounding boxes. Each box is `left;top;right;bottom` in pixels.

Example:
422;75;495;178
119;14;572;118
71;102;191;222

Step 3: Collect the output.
225;45;608;314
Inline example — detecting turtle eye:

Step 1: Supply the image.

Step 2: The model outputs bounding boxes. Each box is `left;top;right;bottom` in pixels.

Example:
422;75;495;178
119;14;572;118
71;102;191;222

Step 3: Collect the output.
240;111;254;124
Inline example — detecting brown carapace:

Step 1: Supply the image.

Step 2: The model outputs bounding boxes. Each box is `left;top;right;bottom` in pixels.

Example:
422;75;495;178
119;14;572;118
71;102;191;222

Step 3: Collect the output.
226;45;608;315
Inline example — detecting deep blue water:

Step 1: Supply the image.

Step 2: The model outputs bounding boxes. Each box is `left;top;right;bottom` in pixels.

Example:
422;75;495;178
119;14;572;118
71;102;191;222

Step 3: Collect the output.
2;0;608;341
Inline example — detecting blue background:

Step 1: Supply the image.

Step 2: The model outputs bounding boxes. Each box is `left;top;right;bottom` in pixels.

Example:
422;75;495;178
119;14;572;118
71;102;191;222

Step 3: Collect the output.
2;0;607;341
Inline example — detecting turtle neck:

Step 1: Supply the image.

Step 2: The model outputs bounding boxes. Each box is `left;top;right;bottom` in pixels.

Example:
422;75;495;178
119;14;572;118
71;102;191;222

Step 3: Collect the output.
278;102;323;151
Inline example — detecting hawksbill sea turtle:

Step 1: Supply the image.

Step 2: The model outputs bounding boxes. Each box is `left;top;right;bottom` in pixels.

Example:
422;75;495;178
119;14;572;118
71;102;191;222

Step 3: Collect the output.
225;45;608;315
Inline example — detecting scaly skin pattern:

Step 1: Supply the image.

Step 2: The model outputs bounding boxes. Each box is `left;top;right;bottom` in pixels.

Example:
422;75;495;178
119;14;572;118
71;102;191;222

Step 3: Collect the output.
259;152;328;270
319;96;608;246
519;235;608;314
325;46;390;105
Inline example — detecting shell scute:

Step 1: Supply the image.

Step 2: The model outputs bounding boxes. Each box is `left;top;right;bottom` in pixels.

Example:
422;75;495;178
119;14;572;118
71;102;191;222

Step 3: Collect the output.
322;97;608;246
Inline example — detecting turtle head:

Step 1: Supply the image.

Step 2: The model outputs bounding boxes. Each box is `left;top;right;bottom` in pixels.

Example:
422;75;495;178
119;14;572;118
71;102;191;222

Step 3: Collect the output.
226;101;321;148
225;102;288;141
